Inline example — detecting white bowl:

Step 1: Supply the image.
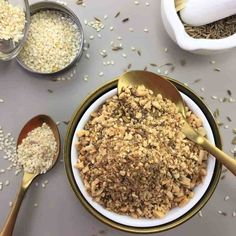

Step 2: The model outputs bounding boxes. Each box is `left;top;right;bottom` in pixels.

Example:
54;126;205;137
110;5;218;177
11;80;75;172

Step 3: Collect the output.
161;0;236;54
70;88;216;228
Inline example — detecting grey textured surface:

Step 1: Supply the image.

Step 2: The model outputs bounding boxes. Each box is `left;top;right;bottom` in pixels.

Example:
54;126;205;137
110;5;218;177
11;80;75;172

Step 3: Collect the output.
0;1;235;236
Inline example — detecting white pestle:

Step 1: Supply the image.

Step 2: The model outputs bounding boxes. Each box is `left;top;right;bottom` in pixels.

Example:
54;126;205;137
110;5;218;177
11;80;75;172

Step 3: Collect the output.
180;0;236;26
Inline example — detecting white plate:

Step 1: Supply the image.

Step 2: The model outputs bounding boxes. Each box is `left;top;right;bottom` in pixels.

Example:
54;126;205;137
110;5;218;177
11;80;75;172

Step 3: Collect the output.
70;88;216;227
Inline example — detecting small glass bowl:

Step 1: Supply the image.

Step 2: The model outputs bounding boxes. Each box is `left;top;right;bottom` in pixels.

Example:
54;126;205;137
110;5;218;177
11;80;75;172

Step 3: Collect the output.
0;0;30;61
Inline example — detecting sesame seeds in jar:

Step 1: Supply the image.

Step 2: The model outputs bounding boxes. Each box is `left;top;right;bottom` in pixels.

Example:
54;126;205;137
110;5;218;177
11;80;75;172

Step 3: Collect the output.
18;9;82;73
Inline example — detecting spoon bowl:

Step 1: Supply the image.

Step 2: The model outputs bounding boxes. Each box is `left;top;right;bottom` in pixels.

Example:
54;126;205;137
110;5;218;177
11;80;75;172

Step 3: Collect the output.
0;114;60;236
118;70;236;176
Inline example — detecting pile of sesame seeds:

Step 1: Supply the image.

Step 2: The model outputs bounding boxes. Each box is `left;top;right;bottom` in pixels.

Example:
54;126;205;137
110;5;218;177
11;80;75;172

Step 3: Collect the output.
18;10;82;73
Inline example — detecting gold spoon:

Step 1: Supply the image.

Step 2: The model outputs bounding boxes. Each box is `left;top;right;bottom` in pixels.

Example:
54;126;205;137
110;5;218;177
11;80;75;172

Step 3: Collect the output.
0;115;61;236
117;70;236;176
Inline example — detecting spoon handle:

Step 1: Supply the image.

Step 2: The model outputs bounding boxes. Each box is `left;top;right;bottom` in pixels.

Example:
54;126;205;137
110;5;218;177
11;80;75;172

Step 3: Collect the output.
182;123;236;176
0;172;36;236
200;138;236;176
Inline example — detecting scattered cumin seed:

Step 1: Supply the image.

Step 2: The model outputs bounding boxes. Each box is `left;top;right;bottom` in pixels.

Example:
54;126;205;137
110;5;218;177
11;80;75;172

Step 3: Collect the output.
127;63;132;69
226;116;232;122
193;78;202;84
76;0;83;5
63;121;69;125
221;174;226;180
144;66;147;71
227;90;232;96
122;18;129;23
150;63;157;67
222;168;228;173
98;230;106;235
114;12;120;18
47;89;53;93
137;50;141;56
214;68;221;72
232;136;236;145
112;46;123;51
94;17;101;22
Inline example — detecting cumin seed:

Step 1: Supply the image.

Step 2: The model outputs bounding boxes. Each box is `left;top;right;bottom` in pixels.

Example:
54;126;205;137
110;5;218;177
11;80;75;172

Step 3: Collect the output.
227;90;232;96
227;116;232;122
137;50;141;56
94;17;101;22
114;12;120;18
150;63;157;67
127;63;132;69
122;18;129;23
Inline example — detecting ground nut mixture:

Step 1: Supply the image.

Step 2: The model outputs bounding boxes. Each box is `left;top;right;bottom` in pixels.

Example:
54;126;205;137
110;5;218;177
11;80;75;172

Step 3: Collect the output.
76;86;208;219
0;0;25;42
17;123;57;174
18;10;81;73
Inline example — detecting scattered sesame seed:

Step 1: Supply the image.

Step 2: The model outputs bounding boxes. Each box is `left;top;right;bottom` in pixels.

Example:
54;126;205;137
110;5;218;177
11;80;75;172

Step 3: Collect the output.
9;201;13;207
131;46;136;51
60;159;64;163
129;27;134;32
85;53;90;59
144;28;149;33
89;35;95;40
200;88;205;92
233;211;236;217
110;60;115;65
34;203;38;207
104;15;108;20
229;97;236;102
82;3;86;7
97;33;102;38
44;180;49;184
198;210;203;217
164;70;168;75
122;53;127;58
99;72;104;77
145;2;150;6
103;61;107;66
211;95;218;100
5;180;10;186
0;169;5;173
35;182;39;187
218;210;227;216
83;75;88;81
224;125;229;129
109;26;114;31
56;121;60;126
224;196;230;201
117;36;122;40
164;48;168;52
84;19;88;25
42;183;46;188
134;1;139;5
0;98;4;103
210;60;216;64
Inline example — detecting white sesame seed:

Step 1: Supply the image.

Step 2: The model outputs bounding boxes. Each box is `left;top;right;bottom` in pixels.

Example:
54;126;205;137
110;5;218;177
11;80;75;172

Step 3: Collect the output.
144;28;149;33
224;196;230;201
82;3;86;7
85;53;90;59
131;46;136;51
99;72;104;77
44;180;49;184
200;88;205;92
84;19;88;25
83;75;88;81
35;182;39;187
60;159;63;163
198;210;203;217
233;211;236;217
89;35;95;40
211;95;218;100
97;33;102;38
224;125;229;129
106;61;110;65
157;68;161;73
0;185;2;191
164;70;169;75
56;121;60;126
110;60;115;65
34;203;38;207
5;180;10;186
109;26;114;31
164;48;168;52
0;169;5;173
103;61;107;66
134;1;139;5
104;15;108;20
145;2;150;6
0;98;4;103
117;36;122;40
9;202;13;207
229;97;236;102
122;53;127;58
129;27;134;32
210;60;216;64
42;183;46;188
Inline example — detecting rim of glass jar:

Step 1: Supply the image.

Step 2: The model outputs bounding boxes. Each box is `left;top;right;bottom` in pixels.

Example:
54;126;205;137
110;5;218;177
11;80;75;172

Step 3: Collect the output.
0;0;30;61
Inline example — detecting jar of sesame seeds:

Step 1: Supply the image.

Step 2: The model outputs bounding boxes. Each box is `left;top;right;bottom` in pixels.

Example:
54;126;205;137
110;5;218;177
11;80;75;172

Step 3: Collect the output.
0;1;84;75
0;0;30;61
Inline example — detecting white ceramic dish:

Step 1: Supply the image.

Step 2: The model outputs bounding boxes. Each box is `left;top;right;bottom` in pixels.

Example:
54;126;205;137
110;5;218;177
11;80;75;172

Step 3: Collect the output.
70;88;216;228
161;0;236;54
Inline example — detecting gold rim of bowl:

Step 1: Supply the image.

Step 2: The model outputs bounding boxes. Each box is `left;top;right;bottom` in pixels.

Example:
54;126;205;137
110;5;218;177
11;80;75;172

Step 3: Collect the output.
64;74;222;234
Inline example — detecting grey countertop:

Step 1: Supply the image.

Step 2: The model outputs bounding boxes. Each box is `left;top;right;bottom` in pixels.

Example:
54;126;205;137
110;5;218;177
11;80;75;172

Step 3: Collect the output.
0;0;235;236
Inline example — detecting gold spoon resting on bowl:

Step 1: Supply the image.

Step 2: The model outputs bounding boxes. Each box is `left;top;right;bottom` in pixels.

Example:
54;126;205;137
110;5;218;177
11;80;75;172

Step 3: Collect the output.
0;115;61;236
118;70;236;176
